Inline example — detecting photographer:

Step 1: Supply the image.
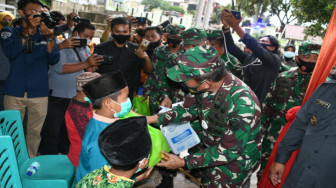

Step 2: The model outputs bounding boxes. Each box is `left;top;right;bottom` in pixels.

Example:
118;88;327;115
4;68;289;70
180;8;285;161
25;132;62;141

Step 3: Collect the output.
94;17;153;100
0;0;60;158
222;10;281;103
54;12;78;39
39;22;103;155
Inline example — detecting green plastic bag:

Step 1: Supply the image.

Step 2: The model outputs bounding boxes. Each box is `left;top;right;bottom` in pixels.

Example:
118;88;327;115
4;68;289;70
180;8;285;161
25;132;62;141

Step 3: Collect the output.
132;95;150;116
121;112;171;167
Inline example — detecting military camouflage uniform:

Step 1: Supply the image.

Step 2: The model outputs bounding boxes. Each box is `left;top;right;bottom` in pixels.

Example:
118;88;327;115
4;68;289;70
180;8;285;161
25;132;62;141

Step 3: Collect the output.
165;28;208;103
159;45;262;187
76;165;135;188
143;24;185;114
207;29;244;80
258;42;323;178
283;58;297;69
280;62;290;73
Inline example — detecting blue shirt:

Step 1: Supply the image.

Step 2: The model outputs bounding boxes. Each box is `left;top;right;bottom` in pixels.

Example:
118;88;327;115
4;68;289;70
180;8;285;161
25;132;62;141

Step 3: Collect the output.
0;26;60;98
76;114;113;182
48;46;90;98
0;42;10;81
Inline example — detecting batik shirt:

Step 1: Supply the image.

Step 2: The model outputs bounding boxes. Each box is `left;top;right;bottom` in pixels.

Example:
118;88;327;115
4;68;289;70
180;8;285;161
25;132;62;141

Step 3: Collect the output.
76;165;135;188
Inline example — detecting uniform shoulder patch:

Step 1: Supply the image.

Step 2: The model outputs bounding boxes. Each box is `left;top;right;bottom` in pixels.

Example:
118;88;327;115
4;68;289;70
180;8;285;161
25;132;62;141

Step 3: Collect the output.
1;31;12;39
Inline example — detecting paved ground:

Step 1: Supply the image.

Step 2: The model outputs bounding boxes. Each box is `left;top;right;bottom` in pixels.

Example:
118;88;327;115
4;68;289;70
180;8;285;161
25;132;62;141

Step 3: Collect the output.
135;168;258;188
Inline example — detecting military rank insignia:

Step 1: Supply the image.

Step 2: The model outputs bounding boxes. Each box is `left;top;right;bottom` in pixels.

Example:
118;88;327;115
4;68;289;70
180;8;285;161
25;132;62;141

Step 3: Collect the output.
315;99;330;108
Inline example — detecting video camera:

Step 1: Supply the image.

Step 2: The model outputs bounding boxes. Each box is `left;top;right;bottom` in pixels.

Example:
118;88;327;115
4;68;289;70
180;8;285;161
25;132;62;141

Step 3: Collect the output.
33;12;56;29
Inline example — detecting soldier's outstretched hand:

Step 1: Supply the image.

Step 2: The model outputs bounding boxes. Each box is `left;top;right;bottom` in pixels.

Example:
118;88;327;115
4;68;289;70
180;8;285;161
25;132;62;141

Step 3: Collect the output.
156;151;185;170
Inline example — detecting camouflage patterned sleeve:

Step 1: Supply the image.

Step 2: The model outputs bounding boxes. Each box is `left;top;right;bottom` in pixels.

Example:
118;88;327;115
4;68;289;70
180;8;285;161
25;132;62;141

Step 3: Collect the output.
260;80;277;129
224;54;244;81
149;47;172;98
185;90;261;169
143;47;164;96
157;94;199;125
156;53;181;99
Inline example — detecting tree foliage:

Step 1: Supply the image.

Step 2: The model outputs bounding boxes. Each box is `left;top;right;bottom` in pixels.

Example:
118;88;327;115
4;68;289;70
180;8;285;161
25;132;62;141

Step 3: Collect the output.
232;0;270;19
269;0;296;32
141;0;162;10
162;5;185;14
141;0;185;14
291;0;335;37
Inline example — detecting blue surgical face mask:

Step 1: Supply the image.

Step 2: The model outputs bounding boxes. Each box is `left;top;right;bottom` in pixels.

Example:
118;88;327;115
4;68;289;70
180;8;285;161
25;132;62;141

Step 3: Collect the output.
84;97;92;103
111;98;132;118
284;51;295;59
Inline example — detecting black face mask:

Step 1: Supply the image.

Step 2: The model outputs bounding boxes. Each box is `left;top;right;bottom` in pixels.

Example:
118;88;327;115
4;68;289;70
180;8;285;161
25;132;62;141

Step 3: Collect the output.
297;57;316;73
284;57;293;62
259;43;269;50
136;29;145;37
112;34;130;44
147;39;161;50
167;37;182;48
0;21;12;27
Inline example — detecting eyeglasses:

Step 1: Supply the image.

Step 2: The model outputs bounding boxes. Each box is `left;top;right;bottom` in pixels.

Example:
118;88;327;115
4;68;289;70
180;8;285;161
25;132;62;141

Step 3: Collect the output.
185;79;207;93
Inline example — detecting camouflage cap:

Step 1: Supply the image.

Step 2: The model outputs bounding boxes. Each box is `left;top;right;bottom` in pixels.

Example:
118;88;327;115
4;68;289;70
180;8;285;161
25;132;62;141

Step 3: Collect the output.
165;24;186;38
298;41;321;55
182;27;207;45
206;30;223;41
167;45;221;82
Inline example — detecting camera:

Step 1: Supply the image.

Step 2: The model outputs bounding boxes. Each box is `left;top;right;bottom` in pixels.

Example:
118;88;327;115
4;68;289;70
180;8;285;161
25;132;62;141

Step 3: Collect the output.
33;12;56;29
72;16;91;24
98;55;113;64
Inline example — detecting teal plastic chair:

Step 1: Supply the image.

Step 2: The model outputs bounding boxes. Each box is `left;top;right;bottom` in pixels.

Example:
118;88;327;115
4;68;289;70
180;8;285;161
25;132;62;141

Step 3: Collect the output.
0;136;23;188
0;110;75;188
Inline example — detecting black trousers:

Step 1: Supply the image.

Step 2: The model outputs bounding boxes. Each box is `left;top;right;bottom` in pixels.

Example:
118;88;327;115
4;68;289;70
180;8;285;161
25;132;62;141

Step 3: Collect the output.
39;96;71;155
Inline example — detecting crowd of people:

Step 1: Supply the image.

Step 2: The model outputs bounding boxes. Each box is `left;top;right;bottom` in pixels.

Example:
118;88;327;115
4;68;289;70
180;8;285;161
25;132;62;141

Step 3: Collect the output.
0;0;334;187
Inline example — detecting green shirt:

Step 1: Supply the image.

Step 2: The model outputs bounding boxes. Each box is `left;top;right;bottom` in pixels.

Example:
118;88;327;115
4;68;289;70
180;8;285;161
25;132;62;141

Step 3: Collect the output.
76;165;135;188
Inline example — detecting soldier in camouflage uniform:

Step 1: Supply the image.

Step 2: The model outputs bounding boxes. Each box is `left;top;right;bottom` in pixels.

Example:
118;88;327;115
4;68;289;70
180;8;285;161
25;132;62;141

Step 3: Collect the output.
160;27;208;107
257;42;323;179
143;24;185;114
148;45;262;187
207;30;244;80
283;44;297;69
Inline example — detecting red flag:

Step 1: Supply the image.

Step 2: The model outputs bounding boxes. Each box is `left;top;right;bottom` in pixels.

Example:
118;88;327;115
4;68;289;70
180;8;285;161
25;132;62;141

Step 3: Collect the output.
258;5;336;188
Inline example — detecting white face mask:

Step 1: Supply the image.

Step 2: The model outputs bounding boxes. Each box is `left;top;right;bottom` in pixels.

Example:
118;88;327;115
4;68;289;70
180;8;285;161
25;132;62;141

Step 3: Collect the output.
134;154;150;173
87;39;91;46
